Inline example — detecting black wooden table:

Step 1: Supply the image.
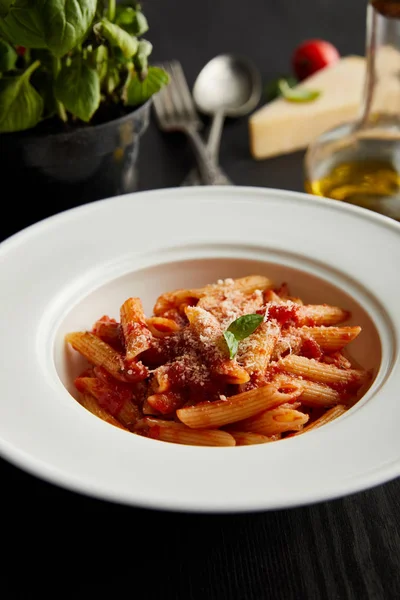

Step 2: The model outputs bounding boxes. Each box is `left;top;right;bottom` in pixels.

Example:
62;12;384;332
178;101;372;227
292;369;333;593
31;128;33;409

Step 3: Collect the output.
2;1;400;598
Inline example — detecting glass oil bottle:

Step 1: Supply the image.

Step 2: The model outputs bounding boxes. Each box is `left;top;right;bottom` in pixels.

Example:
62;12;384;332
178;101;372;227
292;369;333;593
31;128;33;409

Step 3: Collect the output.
304;1;400;220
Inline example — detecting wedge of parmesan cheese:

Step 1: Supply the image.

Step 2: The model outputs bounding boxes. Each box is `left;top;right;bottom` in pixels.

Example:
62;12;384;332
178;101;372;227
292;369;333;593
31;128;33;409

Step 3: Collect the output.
249;48;400;160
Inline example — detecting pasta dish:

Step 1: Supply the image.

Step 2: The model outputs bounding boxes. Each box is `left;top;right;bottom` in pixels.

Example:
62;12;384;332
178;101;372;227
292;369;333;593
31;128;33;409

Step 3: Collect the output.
65;275;369;446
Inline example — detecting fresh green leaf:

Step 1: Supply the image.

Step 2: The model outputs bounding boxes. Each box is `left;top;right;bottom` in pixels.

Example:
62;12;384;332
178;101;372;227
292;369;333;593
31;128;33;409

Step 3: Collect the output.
0;0;13;18
265;75;297;102
278;78;321;103
226;314;264;341
133;39;152;80
94;18;138;59
0;59;43;132
93;44;108;82
54;56;100;122
106;65;120;94
223;313;264;359
0;38;17;71
125;65;169;106
223;330;239;360
0;0;97;57
43;0;97;57
115;6;148;36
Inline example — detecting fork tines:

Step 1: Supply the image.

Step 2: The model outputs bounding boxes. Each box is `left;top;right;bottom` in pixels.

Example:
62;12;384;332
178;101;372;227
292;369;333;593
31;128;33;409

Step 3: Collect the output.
152;60;202;131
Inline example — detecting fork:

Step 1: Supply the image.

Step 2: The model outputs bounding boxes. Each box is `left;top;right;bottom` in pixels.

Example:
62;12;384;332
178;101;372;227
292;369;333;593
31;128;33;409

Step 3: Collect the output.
152;60;231;186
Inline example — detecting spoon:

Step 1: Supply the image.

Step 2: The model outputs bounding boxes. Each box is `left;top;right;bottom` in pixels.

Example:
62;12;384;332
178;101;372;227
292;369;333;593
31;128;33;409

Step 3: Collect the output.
181;53;262;186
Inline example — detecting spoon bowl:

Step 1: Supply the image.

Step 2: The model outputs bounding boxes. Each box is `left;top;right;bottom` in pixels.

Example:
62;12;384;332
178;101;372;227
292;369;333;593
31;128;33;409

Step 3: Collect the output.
193;53;262;117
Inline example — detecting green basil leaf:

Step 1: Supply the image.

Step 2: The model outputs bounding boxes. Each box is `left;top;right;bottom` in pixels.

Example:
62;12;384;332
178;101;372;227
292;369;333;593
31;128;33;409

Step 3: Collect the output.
115;6;148;36
94;19;138;59
0;59;43;132
0;0;96;56
54;56;100;122
42;0;97;57
93;44;108;83
223;330;239;360
0;37;17;71
133;39;152;80
106;65;120;94
125;65;169;106
0;0;13;18
0;1;46;48
265;75;297;102
226;314;264;341
278;79;321;103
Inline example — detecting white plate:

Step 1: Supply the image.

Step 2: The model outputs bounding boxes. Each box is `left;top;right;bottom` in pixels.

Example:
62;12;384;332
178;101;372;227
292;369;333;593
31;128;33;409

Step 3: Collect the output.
0;186;399;513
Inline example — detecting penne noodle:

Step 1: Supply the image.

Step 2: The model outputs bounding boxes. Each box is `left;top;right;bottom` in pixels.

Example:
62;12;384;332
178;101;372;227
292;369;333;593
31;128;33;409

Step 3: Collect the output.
279;354;366;387
237;322;280;376
299;379;343;407
120;297;153;362
146;316;181;337
293;404;347;435
300;326;362;352
75;377;139;427
146;391;185;415
176;381;303;429
66;331;148;383
185;305;250;384
137;417;236;446
91;316;122;348
229;431;280;445
229;406;309;436
298;304;350;326
79;392;130;431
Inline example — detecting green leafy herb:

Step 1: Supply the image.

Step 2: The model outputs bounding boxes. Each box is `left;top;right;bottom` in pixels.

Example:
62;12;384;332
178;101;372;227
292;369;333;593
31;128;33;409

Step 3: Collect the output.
265;75;297;102
223;313;264;359
134;39;152;80
54;56;100;122
0;1;97;57
94;19;138;59
0;0;13;19
278;78;321;103
125;65;169;106
0;59;43;132
115;5;148;36
0;38;17;71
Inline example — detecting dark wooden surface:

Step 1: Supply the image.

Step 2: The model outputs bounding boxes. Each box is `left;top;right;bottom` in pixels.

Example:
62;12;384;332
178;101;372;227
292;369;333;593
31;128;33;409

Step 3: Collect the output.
2;1;400;598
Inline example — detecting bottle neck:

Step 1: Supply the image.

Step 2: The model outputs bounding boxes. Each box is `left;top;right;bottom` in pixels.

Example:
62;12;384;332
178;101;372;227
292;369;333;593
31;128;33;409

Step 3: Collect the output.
359;1;400;128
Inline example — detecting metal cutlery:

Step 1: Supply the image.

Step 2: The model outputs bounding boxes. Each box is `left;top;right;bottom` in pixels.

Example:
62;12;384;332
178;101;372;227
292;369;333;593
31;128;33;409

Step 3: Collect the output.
152;60;231;186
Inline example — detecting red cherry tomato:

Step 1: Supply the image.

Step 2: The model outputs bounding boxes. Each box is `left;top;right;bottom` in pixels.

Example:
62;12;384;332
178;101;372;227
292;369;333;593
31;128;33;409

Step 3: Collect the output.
291;39;340;81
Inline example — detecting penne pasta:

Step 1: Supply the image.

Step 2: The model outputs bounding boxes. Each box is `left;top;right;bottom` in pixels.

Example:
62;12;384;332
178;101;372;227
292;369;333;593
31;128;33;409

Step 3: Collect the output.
137;417;236;446
120;297;153;362
279;354;366;387
300;326;362;352
298;304;350;326
146;316;181;337
66;274;368;447
184;305;250;384
229;431;280;445
79;392;130;431
293;404;347;435
176;381;303;429
75;377;139;427
66;331;148;383
237;322;280;376
229;406;309;436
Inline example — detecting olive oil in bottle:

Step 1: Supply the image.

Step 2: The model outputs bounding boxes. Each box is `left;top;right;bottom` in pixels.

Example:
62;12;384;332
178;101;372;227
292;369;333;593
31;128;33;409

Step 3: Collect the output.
304;0;400;220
